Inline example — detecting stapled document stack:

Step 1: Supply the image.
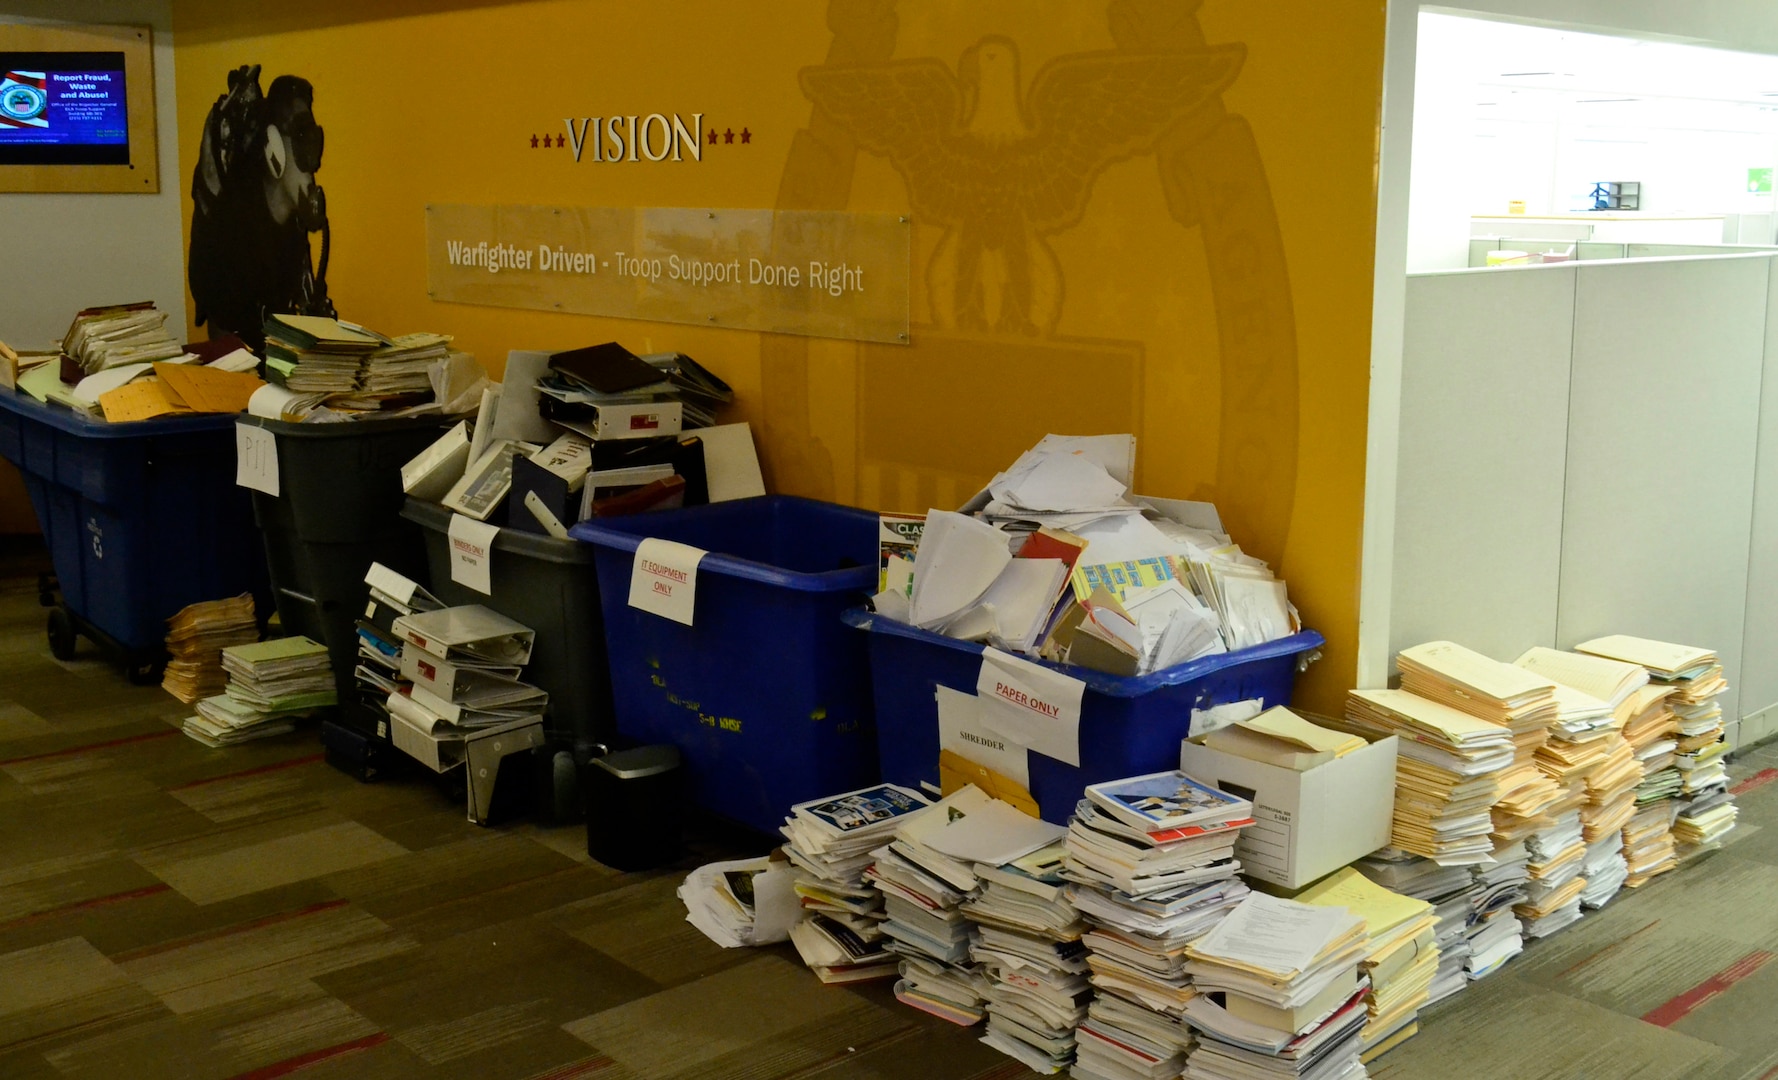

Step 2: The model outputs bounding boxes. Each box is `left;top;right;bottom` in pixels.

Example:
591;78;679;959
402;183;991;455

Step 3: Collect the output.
183;636;334;746
1065;772;1255;1080
783;784;932;983
1296;867;1439;1063
1579;736;1643;843
1463;842;1528;981
1579;831;1629;908
1344;689;1512;864
1354;851;1477;1006
161;594;259;704
1516;811;1586;938
1179;893;1370;1080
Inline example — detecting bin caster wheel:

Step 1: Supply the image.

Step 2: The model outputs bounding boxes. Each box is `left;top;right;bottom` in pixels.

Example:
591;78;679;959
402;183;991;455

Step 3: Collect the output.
37;574;55;608
37;591;53;608
46;608;76;661
127;660;165;686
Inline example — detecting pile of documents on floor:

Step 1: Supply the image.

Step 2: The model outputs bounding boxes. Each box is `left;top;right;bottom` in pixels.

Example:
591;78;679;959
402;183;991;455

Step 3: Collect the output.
399;341;760;535
17;302;266;420
1575;636;1739;866
160;593;259;704
1296;868;1439;1062
1066;770;1255;1080
1180;893;1371;1080
354;563;440;740
252;314;485;422
181;636;334;746
384;604;546;782
1352;853;1476;1006
678;853;802;948
782;783;932;983
871;434;1300;679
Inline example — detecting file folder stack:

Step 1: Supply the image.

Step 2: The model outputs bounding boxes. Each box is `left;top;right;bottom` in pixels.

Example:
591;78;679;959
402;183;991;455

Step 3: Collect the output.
385;605;546;780
1515;812;1586;938
182;636;335;746
1296;868;1440;1064
161;594;259;705
1622;799;1678;887
1178;893;1370;1080
1579;736;1643;844
1624;686;1682;802
1397;642;1562;846
1343;689;1512;864
1578;831;1629;908
1064;772;1256;1080
1463;842;1528;981
782;784;931;984
1353;852;1477;1006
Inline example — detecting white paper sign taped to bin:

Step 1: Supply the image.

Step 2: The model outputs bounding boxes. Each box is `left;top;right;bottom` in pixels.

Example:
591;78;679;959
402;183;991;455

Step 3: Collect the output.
628;538;707;626
975;646;1086;766
447;513;500;595
235;422;279;496
935;685;1030;789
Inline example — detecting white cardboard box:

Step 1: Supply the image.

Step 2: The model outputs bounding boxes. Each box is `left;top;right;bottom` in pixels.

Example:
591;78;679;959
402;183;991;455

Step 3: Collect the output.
1179;734;1398;890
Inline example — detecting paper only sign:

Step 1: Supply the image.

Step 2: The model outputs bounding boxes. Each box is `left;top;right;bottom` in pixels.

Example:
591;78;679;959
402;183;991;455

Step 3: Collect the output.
975;646;1086;767
628;538;707;626
447;513;500;595
235;422;279;496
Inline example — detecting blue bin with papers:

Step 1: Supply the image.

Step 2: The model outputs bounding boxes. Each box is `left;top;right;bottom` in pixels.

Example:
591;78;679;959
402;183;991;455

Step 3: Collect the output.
842;607;1325;825
0;390;269;678
571;496;880;834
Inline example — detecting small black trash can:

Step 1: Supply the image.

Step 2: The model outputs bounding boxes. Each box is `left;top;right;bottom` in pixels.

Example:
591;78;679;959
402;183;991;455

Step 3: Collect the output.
584;745;683;871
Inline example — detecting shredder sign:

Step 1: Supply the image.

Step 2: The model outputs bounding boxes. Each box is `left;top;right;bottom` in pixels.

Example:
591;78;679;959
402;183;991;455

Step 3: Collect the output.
627;538;707;626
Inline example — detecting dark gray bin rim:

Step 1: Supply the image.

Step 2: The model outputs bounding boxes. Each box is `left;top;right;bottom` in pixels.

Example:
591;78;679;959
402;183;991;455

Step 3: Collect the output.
402;496;597;566
237;413;455;438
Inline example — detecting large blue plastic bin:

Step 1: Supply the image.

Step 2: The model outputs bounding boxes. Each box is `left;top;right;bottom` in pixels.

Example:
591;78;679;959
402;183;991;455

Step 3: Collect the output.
0;390;269;669
842;608;1325;824
571;496;880;834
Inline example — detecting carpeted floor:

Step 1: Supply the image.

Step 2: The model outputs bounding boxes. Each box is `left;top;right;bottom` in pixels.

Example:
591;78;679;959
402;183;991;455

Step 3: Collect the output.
0;562;1775;1079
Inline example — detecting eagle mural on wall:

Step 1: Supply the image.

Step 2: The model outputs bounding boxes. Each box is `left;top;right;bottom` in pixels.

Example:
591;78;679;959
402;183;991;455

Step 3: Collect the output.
800;37;1244;335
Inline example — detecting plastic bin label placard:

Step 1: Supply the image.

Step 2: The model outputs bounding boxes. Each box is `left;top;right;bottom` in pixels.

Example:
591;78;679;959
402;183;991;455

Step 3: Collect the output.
447;513;500;595
935;685;1029;790
976;647;1085;767
425;204;911;345
628;538;707;626
235;422;279;496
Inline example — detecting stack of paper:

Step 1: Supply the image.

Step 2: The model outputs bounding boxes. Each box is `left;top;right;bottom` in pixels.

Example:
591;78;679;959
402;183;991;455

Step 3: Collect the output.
1179;894;1371;1080
1464;841;1529;981
1344;690;1512;864
963;832;1090;1075
1622;800;1678;887
263;314;382;394
1579;832;1629;908
160;594;259;704
781;784;932;983
1296;868;1440;1063
351;333;454;403
1354;851;1478;1006
1672;789;1739;850
1579;736;1643;843
1064;773;1255;1080
182;636;334;746
870;786;1065;1027
1198;707;1367;772
62;302;186;372
1515;811;1586;938
679;855;801;949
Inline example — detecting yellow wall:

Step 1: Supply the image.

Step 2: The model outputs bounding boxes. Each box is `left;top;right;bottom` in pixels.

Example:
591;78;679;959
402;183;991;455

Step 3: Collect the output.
172;0;1385;709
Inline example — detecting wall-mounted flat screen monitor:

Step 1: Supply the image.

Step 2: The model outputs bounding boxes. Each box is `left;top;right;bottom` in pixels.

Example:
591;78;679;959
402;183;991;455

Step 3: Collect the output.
0;51;129;166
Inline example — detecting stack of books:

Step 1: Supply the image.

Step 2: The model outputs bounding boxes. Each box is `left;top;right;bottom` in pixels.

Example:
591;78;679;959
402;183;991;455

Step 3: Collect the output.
1180;894;1370;1080
263;314;381;394
1344;689;1513;864
160;593;258;704
183;636;334;746
1065;772;1256;1080
1296;868;1440;1063
1515;811;1586;938
1354;852;1476;1006
1398;642;1562;845
1464;841;1529;981
781;784;931;983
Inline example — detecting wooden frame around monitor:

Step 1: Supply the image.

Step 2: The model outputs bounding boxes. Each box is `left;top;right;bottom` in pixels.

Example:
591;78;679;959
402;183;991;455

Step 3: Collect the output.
0;21;157;194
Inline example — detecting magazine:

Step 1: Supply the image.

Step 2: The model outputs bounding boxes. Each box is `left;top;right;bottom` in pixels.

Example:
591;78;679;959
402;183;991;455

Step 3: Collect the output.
1084;770;1252;833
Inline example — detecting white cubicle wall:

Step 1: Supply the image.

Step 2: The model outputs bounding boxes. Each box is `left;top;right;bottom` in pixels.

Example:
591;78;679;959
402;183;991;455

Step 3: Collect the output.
1393;253;1778;746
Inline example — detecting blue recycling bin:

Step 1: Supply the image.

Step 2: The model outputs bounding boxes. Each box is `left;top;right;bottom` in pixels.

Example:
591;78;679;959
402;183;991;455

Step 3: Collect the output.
571;496;881;834
844;608;1325;824
0;390;269;681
